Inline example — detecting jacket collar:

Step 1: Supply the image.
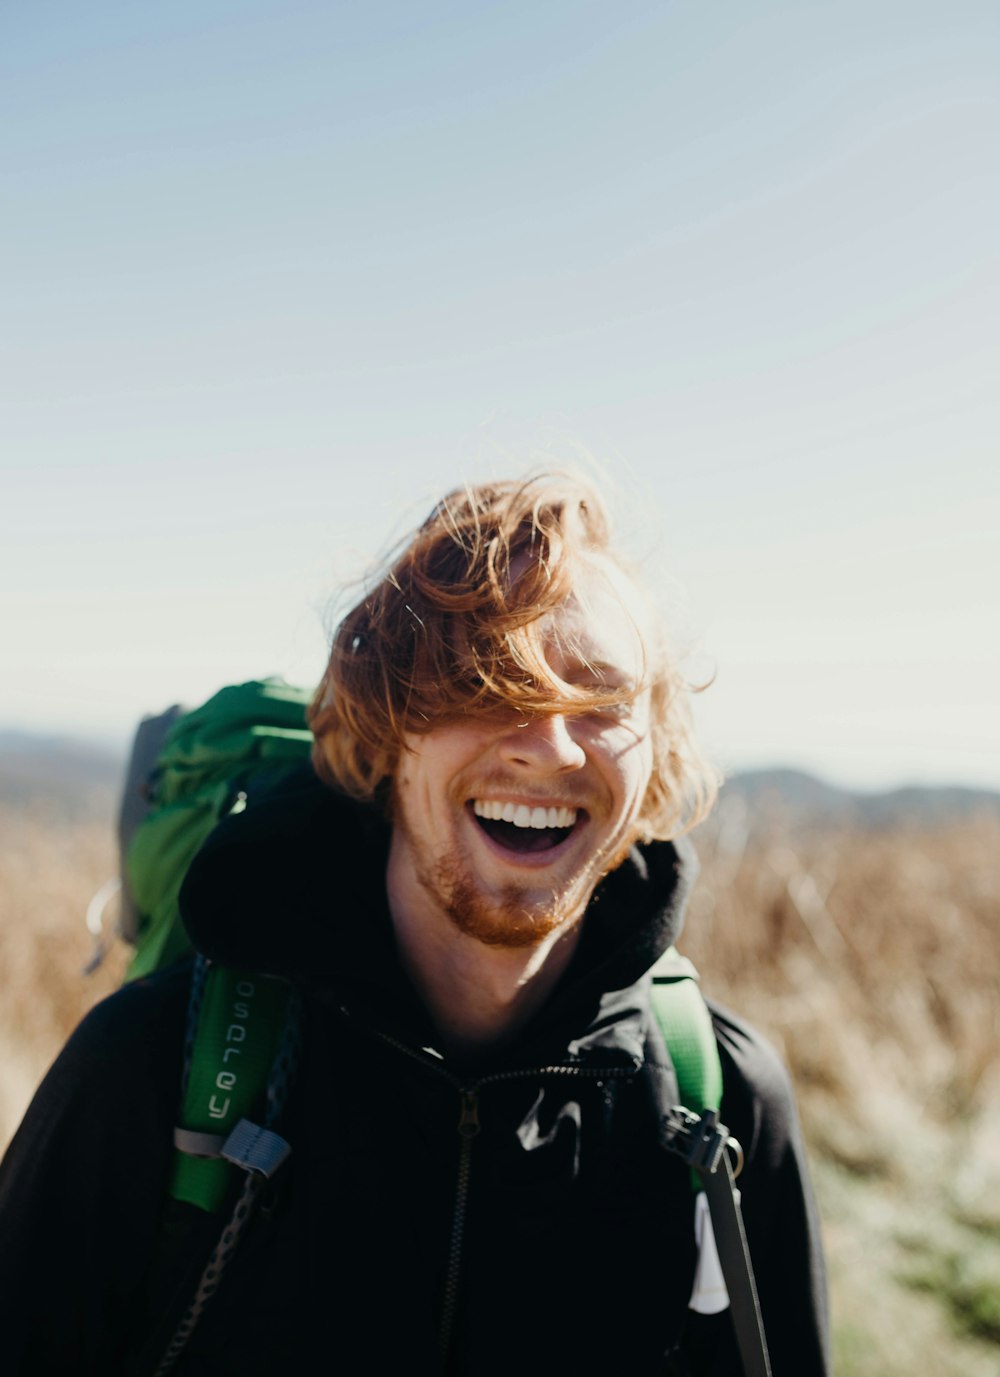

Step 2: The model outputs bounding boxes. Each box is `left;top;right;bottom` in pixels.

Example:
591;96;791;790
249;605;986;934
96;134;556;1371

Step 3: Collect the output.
179;766;697;1070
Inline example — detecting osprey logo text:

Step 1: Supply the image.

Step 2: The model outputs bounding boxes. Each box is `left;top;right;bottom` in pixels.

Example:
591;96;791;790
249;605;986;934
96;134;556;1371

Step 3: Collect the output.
207;979;256;1120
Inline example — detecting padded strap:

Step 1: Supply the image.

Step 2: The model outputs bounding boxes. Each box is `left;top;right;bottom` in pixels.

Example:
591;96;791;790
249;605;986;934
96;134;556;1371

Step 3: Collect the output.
650;947;723;1117
169;962;293;1212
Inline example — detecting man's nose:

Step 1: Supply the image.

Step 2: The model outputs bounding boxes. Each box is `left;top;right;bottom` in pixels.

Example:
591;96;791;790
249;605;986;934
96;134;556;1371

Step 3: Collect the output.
497;713;587;773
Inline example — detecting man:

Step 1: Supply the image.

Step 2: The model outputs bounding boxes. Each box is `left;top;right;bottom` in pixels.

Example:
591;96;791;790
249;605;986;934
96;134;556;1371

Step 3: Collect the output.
0;474;829;1374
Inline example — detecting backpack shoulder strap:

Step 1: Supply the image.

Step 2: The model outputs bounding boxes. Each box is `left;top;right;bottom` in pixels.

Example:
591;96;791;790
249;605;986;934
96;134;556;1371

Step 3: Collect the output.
651;949;772;1377
649;945;723;1118
145;959;302;1376
170;959;298;1213
696;1150;772;1377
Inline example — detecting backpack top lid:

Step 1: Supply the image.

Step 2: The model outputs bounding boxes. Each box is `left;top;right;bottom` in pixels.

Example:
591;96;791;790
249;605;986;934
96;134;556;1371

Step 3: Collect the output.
122;679;315;981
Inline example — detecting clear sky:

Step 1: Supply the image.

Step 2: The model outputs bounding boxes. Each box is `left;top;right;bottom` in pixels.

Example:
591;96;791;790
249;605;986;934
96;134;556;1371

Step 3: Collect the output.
3;1;998;790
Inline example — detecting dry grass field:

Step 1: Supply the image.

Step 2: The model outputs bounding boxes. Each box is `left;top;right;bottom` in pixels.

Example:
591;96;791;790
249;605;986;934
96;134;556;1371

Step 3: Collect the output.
1;797;998;1374
684;801;1000;1377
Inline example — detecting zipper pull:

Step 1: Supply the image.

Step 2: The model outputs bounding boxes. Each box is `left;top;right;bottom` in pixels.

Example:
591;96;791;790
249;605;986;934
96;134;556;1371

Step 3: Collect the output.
457;1088;481;1139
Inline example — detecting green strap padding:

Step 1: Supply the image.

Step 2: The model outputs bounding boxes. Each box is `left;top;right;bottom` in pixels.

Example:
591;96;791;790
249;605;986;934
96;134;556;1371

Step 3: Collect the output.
651;946;723;1193
169;966;291;1213
650;946;723;1117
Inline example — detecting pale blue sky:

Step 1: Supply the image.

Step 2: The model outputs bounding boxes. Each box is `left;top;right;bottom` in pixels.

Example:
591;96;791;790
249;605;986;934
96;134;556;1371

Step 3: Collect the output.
3;1;998;789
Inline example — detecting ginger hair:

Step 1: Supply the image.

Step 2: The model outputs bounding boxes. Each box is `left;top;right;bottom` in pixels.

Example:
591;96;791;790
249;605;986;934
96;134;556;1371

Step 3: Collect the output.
308;473;717;839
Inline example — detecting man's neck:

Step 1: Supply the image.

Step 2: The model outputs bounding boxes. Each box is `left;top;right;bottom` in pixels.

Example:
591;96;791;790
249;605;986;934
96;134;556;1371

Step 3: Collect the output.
385;840;585;1056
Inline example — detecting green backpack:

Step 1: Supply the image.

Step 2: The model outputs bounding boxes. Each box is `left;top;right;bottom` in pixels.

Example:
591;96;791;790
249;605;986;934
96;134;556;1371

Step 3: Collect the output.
106;678;767;1376
122;678;314;982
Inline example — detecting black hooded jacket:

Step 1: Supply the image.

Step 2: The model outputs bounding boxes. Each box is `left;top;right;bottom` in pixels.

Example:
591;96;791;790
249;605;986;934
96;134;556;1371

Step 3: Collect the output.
0;770;829;1375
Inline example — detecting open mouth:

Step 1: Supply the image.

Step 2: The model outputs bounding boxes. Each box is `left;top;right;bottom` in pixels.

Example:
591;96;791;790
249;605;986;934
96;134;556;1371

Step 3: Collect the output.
469;799;583;854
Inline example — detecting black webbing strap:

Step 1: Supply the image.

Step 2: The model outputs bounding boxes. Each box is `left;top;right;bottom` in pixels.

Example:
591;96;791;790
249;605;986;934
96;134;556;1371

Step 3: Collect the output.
694;1143;772;1377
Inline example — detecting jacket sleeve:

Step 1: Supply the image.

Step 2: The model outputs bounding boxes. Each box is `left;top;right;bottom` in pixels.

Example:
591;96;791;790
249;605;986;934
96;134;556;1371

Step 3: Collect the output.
706;1003;831;1377
0;970;187;1374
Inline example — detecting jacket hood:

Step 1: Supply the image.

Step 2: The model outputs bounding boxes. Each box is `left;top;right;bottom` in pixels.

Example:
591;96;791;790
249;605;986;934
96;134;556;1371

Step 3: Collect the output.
179;765;698;1065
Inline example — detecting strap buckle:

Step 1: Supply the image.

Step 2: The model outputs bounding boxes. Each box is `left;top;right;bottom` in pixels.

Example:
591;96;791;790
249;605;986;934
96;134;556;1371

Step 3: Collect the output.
663;1106;742;1178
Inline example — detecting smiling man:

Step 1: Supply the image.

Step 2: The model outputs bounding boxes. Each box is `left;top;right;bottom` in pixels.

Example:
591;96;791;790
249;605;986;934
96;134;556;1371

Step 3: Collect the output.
311;485;699;1056
0;474;829;1376
382;554;659;1048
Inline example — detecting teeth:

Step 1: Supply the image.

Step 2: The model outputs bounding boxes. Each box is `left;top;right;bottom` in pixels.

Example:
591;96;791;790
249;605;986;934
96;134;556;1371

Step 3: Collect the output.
472;800;578;830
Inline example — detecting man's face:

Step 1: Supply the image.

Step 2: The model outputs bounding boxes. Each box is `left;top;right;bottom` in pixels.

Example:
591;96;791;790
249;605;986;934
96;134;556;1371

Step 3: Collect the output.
388;559;655;949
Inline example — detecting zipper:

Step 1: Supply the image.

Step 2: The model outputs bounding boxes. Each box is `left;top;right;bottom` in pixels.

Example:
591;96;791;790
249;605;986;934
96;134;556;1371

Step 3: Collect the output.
437;1063;638;1366
438;1088;480;1356
342;1009;638;1368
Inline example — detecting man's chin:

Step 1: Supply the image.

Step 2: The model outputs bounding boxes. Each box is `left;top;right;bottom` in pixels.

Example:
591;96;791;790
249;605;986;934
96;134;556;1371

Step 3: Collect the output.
443;878;568;949
423;832;639;950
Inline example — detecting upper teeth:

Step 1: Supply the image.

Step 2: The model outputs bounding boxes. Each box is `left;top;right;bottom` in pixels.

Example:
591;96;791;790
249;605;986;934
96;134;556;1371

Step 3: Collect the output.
472;800;578;830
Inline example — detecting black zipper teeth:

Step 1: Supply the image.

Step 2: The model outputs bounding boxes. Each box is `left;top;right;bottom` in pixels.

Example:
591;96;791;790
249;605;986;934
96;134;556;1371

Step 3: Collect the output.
438;1092;477;1357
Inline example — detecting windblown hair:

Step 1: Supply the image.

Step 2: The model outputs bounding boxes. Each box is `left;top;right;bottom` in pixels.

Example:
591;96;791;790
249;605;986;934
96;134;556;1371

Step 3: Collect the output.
309;474;717;838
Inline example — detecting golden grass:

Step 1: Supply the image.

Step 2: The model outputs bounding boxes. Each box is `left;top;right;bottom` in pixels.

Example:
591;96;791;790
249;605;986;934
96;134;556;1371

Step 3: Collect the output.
0;805;127;1140
682;806;1000;1376
684;808;1000;1173
1;800;998;1374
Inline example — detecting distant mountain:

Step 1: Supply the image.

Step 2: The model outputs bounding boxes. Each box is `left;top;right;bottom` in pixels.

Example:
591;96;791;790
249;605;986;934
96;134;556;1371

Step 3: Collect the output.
721;767;1000;833
1;730;998;831
0;729;124;821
